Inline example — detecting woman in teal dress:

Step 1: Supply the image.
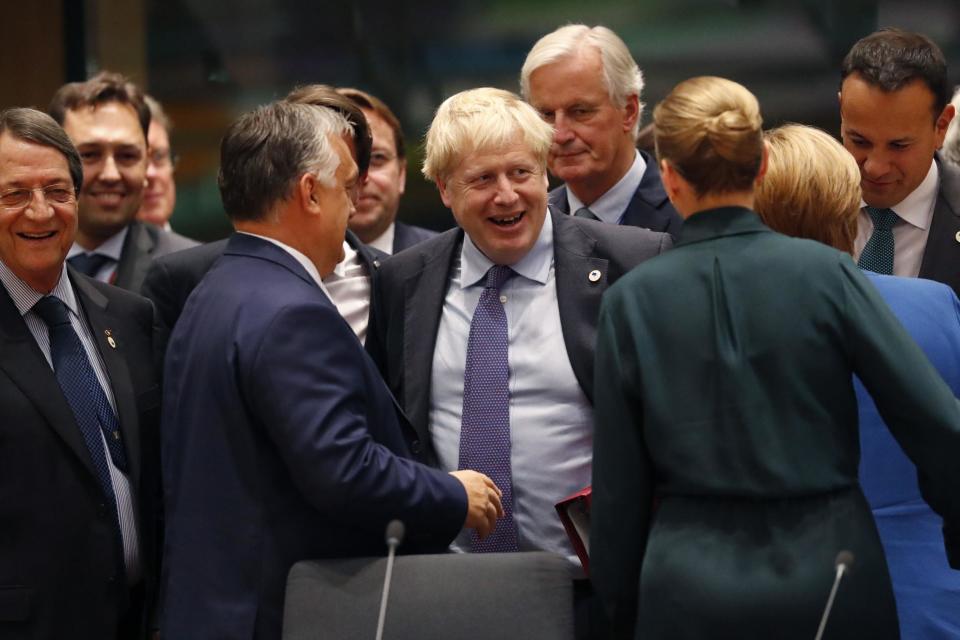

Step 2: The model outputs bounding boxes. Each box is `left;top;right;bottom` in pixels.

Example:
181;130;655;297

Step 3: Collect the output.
589;77;960;640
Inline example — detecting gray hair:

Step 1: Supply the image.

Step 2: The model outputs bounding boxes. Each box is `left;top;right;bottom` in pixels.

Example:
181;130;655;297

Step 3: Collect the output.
0;107;83;194
520;24;644;137
942;86;960;166
218;101;352;222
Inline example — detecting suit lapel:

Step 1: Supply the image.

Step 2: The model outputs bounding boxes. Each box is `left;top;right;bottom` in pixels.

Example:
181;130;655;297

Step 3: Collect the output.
548;185;570;214
620;151;671;228
114;222;156;291
552;209;609;403
919;157;960;294
402;232;462;440
72;273;143;490
0;284;101;479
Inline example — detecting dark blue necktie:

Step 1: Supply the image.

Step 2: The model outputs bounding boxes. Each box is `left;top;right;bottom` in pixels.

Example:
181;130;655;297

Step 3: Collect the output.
33;296;129;485
459;265;519;552
857;207;899;275
69;253;114;278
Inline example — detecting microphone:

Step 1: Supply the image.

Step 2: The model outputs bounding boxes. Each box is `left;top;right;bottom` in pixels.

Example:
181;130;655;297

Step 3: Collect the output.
813;551;855;640
375;520;405;640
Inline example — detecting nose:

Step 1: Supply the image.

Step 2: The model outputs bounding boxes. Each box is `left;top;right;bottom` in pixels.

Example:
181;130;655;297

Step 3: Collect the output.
99;153;121;182
860;150;889;179
552;112;574;145
493;174;519;206
23;191;55;221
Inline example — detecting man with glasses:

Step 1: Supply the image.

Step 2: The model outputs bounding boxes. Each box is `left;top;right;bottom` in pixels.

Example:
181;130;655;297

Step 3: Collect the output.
49;72;196;293
0;107;159;639
137;95;179;232
338;88;437;253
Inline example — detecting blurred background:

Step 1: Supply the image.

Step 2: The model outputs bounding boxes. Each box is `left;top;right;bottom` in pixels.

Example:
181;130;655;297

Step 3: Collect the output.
4;0;959;240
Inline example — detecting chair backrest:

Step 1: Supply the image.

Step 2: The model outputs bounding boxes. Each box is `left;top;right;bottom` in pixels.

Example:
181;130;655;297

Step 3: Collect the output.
283;551;575;640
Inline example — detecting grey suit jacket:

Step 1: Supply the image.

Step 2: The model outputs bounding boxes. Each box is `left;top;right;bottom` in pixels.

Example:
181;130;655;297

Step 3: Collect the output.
114;221;199;294
367;207;672;465
918;156;960;297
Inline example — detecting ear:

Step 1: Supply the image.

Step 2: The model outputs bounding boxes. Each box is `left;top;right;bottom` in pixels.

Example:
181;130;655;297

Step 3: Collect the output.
398;158;407;196
298;172;322;214
935;104;956;147
622;94;640;133
437;177;453;208
755;143;769;183
659;159;681;198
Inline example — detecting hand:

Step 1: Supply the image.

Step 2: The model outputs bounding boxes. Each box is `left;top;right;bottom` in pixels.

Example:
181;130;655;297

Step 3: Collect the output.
450;470;504;539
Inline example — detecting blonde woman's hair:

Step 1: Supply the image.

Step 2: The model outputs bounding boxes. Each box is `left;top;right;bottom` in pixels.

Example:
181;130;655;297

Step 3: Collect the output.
422;87;553;183
755;124;862;254
653;76;763;196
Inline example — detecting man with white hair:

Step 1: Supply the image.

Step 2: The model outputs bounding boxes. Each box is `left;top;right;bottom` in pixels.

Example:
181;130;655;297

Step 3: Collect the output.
521;24;682;236
160;100;503;639
942;86;960;167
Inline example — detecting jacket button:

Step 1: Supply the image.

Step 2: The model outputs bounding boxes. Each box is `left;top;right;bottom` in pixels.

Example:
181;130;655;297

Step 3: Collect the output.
411;439;422;454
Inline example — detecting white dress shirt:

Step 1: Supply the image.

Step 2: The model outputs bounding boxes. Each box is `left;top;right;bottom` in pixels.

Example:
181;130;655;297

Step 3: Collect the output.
367;222;396;255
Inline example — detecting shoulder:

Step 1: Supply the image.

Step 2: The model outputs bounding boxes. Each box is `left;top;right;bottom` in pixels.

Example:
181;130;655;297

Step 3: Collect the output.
381;228;460;279
150;239;227;279
557;210;671;264
547;184;568;212
153;228;201;255
394;221;438;251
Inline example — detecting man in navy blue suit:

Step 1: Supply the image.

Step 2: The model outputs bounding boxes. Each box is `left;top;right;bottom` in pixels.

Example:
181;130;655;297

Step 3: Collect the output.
160;100;503;639
521;24;682;237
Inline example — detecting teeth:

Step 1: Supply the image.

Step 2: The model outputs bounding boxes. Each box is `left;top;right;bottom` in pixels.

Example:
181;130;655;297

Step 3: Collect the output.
492;213;523;225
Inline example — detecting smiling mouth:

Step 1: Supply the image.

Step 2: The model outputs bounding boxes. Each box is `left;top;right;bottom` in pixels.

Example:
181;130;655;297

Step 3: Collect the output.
17;231;57;240
490;212;524;227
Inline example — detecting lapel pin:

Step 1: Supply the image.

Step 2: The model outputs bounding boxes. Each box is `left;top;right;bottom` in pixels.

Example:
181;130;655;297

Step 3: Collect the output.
955;231;960;243
104;329;117;349
588;269;602;283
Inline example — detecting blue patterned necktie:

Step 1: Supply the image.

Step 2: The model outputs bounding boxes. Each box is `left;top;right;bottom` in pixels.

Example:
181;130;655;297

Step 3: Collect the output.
857;207;899;275
33;296;129;481
69;253;114;278
459;265;519;552
574;206;599;221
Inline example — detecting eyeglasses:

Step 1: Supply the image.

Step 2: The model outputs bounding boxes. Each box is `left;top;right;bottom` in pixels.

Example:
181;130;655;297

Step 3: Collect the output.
0;184;76;211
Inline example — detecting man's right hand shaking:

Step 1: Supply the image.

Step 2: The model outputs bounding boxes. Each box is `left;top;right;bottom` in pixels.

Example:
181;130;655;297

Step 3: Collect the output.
450;470;504;539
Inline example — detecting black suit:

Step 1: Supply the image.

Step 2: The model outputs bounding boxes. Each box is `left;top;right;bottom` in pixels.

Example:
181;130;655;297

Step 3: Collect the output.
141;230;384;360
392;221;438;253
112;221;198;294
367;208;672;466
548;150;683;238
0;270;160;639
918;156;960;297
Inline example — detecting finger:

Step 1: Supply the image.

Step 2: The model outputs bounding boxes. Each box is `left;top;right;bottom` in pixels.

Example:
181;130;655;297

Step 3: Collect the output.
490;492;504;518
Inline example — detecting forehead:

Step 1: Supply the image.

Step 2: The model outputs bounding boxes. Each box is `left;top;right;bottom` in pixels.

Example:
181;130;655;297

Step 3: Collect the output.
62;102;146;146
362;109;397;148
0;133;71;186
147;120;170;148
840;74;938;137
528;46;608;105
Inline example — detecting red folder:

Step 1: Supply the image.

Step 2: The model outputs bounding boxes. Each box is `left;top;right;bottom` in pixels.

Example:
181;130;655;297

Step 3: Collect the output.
555;485;592;576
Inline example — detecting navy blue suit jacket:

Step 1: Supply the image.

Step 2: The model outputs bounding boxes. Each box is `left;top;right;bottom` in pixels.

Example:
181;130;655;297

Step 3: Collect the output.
392;221;437;253
548;150;683;238
160;234;466;639
918;156;960;297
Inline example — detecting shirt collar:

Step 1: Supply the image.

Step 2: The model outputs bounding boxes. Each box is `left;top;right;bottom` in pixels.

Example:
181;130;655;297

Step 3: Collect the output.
861;159;938;230
460;209;554;288
331;240;357;278
675;206;769;247
236;231;332;298
367;222;395;255
566;150;645;224
0;257;78;317
68;225;128;261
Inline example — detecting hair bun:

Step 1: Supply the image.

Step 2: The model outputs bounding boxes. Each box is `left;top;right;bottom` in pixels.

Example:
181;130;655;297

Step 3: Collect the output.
705;108;761;162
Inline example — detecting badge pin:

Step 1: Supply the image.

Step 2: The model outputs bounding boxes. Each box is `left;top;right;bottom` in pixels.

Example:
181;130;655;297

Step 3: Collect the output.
104;329;117;349
588;269;602;283
955;231;960;243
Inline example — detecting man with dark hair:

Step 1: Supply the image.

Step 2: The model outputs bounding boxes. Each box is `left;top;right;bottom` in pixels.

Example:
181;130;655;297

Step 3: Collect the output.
0;107;159;638
49;71;196;293
160;100;503;639
142;85;387;358
337;87;437;253
839;28;960;294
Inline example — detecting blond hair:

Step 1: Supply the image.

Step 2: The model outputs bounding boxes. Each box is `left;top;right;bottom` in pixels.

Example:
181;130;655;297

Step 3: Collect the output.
422;87;552;183
755;124;862;254
653;76;763;196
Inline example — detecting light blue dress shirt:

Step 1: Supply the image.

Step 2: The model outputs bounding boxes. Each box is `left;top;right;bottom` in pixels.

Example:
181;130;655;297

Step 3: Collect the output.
567;149;646;224
430;213;593;569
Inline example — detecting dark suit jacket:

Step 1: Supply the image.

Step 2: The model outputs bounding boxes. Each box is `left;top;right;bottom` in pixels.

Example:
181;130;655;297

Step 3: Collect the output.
159;234;466;639
0;271;160;639
393;220;438;253
548;150;683;238
141;229;383;361
114;221;198;294
918;156;960;297
366;208;672;466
